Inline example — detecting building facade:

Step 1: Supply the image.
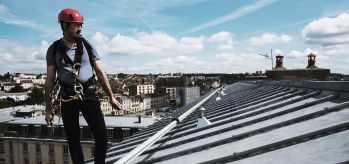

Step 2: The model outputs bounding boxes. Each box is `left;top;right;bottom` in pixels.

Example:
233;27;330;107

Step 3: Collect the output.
177;87;200;106
129;85;155;96
0;116;156;164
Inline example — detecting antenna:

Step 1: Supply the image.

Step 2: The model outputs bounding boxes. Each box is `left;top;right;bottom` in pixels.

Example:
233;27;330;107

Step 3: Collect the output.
257;48;273;69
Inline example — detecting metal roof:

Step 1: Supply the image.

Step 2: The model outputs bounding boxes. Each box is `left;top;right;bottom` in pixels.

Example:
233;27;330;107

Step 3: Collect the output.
97;81;349;164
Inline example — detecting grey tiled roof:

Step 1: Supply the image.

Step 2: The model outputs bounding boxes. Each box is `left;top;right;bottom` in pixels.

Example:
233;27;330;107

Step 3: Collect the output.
100;81;349;164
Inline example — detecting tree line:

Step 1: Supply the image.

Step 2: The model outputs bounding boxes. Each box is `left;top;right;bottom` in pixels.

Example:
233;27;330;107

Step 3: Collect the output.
0;87;45;108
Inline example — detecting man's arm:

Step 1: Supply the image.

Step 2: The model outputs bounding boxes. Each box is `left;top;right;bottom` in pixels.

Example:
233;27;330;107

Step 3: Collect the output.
44;65;56;125
92;60;121;110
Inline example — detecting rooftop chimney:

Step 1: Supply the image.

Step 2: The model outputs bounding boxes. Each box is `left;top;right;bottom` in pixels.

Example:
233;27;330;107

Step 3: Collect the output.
306;53;318;69
274;54;286;70
138;115;142;123
197;107;211;128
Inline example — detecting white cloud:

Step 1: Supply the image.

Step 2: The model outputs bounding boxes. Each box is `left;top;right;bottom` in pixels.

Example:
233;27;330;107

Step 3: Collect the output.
273;49;284;56
302;13;349;58
287;48;320;58
214;52;271;72
185;0;280;34
135;55;212;73
215;52;264;65
177;36;205;52
208;31;234;50
91;31;178;55
302;13;349;46
0;39;48;73
249;33;292;46
90;31;237;56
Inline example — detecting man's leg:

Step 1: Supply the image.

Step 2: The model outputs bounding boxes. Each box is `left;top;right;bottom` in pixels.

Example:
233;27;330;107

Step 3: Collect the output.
81;100;107;164
61;100;84;164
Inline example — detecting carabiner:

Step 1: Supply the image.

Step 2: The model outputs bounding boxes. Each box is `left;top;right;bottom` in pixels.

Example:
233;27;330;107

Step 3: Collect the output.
74;83;84;100
52;84;61;100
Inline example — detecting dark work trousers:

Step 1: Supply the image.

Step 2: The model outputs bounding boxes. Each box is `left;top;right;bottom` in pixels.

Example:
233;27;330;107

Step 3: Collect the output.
61;99;107;164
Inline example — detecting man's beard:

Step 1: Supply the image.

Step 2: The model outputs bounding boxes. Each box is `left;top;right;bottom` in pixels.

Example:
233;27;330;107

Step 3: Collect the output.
65;30;82;42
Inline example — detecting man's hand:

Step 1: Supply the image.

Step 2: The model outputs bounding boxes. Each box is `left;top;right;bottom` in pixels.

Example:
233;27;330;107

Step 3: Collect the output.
45;110;54;125
110;97;122;111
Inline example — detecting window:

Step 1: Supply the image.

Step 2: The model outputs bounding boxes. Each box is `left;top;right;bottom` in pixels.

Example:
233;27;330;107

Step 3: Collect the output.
49;160;55;164
48;127;54;136
0;143;4;153
37;159;42;164
48;144;54;153
10;157;14;164
91;147;94;158
9;142;13;152
35;143;41;153
21;125;28;136
63;161;69;164
24;158;29;164
35;126;41;136
23;143;28;152
107;129;113;139
122;128;130;138
61;126;66;137
63;145;69;154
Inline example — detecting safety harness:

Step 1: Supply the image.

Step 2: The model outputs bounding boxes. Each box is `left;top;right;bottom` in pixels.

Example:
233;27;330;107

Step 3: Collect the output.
50;36;96;125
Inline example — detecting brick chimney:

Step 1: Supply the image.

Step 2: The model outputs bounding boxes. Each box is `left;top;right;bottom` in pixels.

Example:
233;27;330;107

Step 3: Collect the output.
306;53;318;69
274;54;286;70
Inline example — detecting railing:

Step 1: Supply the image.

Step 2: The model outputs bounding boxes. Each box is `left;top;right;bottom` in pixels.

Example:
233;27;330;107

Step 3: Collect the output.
111;88;220;164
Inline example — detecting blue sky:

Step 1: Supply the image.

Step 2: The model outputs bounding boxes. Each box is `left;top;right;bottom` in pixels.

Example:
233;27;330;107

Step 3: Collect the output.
1;0;349;74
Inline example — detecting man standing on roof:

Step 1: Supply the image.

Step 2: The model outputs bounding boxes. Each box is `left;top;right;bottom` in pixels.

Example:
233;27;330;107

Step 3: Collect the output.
44;8;121;164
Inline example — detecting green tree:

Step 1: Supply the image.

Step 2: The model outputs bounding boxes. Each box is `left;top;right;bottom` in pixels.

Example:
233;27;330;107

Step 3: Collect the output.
117;73;127;79
5;97;15;107
0;99;9;108
26;87;45;105
9;84;25;93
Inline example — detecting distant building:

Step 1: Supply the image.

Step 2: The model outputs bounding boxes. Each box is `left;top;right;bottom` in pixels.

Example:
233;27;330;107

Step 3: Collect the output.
154;87;177;105
177;87;200;106
150;94;169;109
139;96;151;111
2;83;15;92
130;96;140;113
99;98;114;116
17;73;36;79
19;80;33;90
0;105;45;117
156;76;187;88
206;77;221;88
166;87;177;104
32;79;45;85
189;76;205;80
117;96;132;114
0;115;156;164
129;85;155;96
0;92;28;101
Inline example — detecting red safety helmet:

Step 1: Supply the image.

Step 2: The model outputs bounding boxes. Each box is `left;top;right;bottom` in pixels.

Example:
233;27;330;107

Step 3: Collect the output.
58;8;84;24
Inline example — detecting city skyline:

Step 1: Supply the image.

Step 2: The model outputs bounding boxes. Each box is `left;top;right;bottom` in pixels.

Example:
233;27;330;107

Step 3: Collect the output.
1;0;349;74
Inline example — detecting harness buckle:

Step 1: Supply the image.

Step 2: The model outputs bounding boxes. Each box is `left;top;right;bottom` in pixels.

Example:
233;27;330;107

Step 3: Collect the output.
74;83;84;100
72;63;81;76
